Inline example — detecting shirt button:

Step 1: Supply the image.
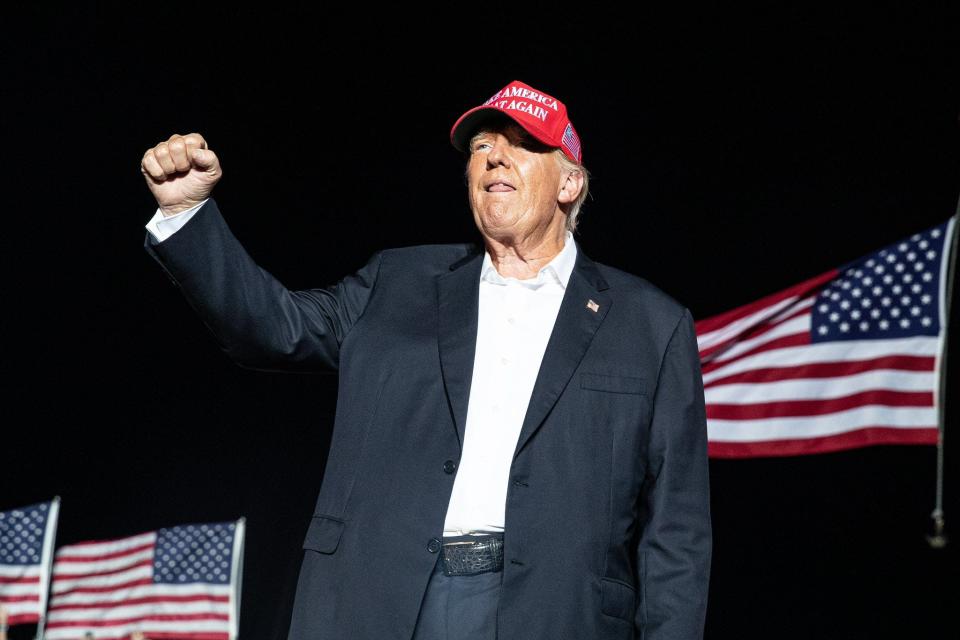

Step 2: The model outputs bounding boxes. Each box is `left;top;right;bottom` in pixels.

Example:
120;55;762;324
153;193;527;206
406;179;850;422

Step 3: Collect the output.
427;537;442;553
443;460;457;474
507;316;516;324
500;356;510;365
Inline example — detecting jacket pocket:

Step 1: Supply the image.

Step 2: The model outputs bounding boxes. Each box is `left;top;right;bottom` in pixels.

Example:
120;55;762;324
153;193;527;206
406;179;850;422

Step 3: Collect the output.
302;514;346;554
600;577;638;622
581;373;646;395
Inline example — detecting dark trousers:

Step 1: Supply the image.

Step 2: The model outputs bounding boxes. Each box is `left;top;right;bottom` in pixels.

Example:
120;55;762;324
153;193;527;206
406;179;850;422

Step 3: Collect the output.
410;551;503;640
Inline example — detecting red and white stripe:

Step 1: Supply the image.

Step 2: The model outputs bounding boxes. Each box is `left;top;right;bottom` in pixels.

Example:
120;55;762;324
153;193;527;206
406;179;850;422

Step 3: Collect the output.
697;266;946;458
46;529;240;640
0;563;43;625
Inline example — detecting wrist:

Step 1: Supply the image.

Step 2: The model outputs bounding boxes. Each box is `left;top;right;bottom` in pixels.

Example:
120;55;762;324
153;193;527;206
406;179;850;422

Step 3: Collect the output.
160;199;204;217
160;205;192;217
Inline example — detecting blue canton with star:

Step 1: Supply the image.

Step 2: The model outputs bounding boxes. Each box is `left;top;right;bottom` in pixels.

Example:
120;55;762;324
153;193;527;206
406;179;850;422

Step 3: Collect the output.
0;502;50;565
153;522;235;584
812;220;949;342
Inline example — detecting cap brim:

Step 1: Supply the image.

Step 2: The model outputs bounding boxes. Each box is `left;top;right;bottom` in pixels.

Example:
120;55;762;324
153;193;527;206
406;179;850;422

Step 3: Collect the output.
450;106;557;153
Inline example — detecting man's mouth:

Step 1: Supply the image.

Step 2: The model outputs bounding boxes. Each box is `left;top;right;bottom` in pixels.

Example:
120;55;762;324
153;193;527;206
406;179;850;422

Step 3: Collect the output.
486;181;516;192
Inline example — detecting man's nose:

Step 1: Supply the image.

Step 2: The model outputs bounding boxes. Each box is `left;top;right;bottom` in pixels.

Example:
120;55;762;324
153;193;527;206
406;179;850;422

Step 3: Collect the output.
486;136;512;167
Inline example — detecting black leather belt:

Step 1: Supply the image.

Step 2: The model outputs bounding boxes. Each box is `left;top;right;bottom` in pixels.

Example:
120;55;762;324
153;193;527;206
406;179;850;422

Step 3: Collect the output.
440;533;504;576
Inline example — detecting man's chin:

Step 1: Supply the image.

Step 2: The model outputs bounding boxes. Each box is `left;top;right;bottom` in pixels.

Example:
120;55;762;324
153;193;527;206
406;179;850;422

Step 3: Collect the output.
475;211;520;235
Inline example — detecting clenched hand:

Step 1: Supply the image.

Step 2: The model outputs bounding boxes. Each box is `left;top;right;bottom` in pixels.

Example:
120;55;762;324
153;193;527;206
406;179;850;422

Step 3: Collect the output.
141;133;222;216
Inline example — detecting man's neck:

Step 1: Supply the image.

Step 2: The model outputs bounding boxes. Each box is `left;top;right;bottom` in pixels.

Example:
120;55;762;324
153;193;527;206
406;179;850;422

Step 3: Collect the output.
484;225;568;280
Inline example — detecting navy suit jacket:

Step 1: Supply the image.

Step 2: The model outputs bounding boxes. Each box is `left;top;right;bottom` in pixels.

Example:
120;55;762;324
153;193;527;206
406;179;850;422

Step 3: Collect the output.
143;197;712;640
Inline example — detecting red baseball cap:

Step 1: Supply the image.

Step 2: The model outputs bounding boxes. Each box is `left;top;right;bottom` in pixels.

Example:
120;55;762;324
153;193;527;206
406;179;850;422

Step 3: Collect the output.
450;79;583;164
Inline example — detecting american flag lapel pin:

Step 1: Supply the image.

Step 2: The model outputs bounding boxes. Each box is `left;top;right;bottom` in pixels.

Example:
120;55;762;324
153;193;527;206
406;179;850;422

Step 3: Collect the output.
586;299;600;313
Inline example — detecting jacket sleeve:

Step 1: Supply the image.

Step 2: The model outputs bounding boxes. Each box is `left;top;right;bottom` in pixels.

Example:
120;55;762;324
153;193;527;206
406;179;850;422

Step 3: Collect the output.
635;306;712;639
142;197;383;373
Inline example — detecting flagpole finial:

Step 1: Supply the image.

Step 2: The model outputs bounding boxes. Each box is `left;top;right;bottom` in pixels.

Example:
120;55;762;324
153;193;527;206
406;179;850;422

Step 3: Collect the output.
926;508;948;549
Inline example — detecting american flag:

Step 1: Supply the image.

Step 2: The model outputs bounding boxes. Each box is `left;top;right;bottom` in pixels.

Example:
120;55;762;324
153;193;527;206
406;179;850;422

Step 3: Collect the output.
697;216;956;458
561;122;581;163
0;498;59;627
46;519;245;640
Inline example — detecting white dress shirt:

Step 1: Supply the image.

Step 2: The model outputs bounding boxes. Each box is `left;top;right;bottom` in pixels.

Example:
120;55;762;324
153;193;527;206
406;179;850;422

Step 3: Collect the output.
145;204;577;539
442;231;576;537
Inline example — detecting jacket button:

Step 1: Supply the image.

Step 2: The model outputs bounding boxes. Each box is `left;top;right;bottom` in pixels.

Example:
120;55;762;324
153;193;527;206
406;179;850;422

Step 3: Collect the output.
443;460;457;474
427;537;442;553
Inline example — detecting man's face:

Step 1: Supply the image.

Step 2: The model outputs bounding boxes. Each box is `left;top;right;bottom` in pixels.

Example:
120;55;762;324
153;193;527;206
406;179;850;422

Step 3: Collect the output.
465;117;566;243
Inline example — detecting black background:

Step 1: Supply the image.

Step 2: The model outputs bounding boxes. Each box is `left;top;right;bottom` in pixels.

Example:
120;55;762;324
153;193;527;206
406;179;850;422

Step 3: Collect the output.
5;5;960;639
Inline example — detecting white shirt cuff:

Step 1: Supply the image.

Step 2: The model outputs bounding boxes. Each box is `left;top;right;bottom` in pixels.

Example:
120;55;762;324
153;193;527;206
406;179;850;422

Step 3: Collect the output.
145;198;210;243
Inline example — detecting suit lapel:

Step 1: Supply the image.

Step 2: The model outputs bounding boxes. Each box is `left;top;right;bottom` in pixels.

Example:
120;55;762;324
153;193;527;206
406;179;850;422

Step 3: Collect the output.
437;241;611;457
437;246;484;451
512;243;611;461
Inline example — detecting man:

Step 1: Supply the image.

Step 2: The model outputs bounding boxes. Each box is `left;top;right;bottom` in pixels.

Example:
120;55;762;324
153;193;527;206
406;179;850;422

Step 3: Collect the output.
140;79;711;640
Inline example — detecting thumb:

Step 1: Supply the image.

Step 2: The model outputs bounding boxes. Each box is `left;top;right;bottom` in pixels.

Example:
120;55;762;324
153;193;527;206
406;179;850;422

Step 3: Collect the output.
190;148;217;170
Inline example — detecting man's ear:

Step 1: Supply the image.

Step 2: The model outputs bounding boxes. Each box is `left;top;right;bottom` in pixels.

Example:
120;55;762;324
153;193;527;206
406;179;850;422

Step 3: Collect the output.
558;169;584;204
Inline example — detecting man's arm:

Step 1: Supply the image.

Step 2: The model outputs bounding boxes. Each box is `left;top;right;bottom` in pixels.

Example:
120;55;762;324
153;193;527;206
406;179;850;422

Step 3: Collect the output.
139;132;382;373
636;307;712;639
143;197;383;373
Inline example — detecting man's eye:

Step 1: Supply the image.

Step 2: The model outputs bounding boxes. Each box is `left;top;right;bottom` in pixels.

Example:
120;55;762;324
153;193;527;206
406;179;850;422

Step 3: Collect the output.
472;142;491;152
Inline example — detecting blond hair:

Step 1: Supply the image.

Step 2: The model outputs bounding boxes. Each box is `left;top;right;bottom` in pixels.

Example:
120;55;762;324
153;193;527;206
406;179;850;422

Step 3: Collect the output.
554;148;591;233
463;124;592;233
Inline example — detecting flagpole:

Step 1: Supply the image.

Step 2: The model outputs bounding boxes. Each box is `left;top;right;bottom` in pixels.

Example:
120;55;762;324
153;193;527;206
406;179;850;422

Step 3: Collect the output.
230;517;246;640
35;497;60;640
928;204;959;549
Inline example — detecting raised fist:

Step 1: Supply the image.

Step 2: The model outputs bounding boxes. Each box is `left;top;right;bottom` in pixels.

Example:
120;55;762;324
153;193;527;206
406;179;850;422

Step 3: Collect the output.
141;133;222;216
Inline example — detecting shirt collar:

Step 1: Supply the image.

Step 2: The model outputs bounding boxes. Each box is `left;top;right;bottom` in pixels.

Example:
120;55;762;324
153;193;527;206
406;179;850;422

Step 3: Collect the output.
480;230;578;289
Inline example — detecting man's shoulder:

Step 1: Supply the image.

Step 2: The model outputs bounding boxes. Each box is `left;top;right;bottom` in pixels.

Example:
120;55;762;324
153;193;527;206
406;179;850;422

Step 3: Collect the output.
375;242;481;271
591;259;690;323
